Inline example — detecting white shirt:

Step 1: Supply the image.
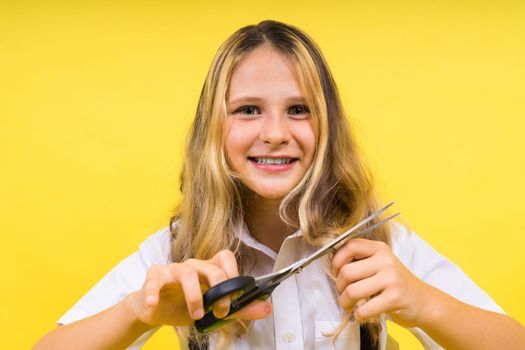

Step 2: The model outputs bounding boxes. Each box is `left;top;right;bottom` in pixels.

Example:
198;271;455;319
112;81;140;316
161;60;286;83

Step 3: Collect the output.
57;223;504;349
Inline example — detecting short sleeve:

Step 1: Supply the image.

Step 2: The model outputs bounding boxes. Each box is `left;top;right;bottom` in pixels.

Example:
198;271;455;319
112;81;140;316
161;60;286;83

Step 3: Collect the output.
56;226;172;349
389;223;505;349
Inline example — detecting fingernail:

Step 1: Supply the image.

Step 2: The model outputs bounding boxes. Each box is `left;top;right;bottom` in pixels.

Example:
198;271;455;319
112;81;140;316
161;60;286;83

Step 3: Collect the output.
214;308;228;319
193;308;204;319
146;295;156;305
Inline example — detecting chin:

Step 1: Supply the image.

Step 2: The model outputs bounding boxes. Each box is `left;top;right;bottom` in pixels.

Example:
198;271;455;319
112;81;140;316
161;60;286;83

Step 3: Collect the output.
245;179;300;200
250;187;284;200
259;193;286;200
253;187;292;200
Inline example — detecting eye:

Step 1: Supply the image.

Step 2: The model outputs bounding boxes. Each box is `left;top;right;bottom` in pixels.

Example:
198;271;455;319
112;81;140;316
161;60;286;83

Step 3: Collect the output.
287;105;310;116
233;105;260;115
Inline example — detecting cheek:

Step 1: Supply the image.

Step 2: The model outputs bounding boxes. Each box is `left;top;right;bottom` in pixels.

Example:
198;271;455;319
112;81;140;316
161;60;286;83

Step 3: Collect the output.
294;122;316;160
224;123;254;163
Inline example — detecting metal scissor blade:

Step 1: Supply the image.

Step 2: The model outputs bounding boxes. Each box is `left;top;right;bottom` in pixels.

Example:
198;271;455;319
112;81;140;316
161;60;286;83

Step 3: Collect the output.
288;211;400;274
253;267;292;285
254;202;398;285
285;202;396;272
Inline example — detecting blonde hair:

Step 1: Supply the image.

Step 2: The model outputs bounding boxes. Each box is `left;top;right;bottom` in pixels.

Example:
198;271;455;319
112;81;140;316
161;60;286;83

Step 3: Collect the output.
170;20;389;349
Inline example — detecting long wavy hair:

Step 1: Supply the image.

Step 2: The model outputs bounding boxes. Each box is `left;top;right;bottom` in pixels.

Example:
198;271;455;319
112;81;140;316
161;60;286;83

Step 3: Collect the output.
170;20;390;349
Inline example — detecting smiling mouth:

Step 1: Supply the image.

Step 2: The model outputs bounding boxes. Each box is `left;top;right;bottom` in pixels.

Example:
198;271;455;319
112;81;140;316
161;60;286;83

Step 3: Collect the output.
248;157;298;165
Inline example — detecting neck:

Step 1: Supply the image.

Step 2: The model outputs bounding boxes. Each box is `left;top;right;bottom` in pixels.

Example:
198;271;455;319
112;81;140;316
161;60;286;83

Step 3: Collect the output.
245;192;296;252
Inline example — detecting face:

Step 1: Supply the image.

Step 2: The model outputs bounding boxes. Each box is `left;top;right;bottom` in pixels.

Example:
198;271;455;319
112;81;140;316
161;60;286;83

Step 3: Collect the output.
223;45;316;200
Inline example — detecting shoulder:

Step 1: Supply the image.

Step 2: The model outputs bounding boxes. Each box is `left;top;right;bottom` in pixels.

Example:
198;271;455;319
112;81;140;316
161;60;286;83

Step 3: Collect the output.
389;221;449;277
389;222;434;266
138;226;173;265
389;221;461;282
389;221;422;254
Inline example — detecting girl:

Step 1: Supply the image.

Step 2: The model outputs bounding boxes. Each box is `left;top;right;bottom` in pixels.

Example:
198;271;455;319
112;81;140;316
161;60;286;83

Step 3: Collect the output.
34;20;525;350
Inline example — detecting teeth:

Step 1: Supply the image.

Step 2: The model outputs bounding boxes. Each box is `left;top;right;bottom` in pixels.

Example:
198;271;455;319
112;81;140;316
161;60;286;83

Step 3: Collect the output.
253;157;294;165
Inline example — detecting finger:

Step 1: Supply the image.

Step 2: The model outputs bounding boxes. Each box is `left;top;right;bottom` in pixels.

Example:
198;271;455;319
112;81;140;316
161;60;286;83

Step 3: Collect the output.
211;297;231;319
332;239;388;276
210;250;239;279
353;290;399;323
208;251;241;319
183;259;231;318
143;265;169;307
226;300;273;321
172;264;206;320
339;273;386;310
183;259;230;288
335;256;380;293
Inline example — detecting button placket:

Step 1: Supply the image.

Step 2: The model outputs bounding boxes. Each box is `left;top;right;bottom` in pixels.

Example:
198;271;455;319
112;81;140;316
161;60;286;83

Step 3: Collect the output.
282;331;296;343
272;236;305;350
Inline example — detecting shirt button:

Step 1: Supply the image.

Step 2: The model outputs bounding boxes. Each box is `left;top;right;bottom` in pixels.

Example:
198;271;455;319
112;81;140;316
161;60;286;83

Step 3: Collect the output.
282;332;296;343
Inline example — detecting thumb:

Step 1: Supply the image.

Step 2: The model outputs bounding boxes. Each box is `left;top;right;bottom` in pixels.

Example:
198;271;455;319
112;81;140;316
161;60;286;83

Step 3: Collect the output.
226;300;273;321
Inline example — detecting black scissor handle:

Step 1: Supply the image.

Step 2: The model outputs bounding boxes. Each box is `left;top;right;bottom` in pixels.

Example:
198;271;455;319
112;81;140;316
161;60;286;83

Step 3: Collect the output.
195;276;279;333
202;276;255;311
195;276;255;333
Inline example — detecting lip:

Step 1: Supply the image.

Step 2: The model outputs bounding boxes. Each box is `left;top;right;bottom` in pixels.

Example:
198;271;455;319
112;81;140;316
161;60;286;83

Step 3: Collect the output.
248;156;299;172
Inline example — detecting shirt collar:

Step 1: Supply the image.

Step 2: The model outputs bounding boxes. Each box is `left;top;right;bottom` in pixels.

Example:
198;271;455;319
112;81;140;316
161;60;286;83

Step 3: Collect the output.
240;221;304;261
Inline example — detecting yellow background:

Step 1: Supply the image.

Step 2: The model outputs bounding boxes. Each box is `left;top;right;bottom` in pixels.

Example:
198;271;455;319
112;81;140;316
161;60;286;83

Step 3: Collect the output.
1;1;524;348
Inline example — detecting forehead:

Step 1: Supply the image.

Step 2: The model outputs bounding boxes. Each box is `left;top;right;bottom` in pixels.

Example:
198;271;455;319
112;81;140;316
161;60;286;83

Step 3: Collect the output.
227;45;307;102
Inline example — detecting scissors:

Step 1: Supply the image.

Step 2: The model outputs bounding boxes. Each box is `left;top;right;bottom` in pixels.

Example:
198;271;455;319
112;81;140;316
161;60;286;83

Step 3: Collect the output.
194;201;399;333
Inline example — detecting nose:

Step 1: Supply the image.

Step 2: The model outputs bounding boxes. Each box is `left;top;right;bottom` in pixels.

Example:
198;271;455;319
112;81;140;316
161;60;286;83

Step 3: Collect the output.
259;112;291;146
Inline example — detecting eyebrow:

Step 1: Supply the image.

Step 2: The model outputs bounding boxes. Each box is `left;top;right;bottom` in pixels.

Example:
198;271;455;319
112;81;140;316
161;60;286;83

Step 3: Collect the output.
227;96;308;105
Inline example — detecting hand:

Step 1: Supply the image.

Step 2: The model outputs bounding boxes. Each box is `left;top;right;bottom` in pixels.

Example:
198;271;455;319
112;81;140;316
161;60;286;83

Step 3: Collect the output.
332;238;435;327
126;250;272;327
